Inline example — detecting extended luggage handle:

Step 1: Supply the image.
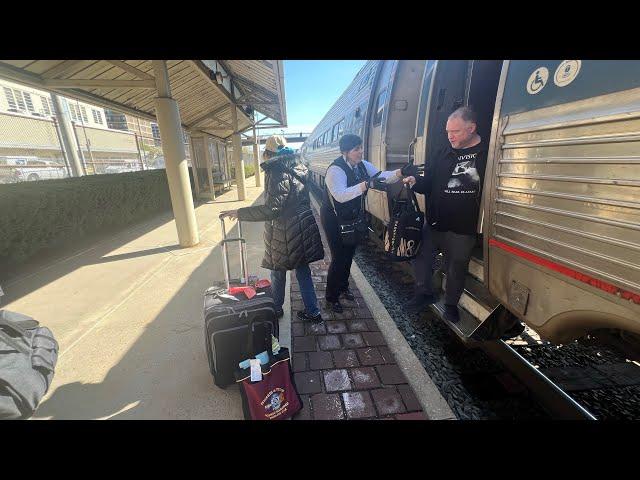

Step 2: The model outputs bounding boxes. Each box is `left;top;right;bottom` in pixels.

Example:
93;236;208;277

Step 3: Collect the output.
219;215;248;290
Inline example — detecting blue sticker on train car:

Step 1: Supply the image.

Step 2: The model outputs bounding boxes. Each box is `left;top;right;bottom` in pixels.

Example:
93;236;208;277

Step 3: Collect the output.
501;60;640;115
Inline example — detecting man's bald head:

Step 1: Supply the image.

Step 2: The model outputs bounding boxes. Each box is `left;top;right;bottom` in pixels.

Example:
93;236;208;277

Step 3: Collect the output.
446;106;480;149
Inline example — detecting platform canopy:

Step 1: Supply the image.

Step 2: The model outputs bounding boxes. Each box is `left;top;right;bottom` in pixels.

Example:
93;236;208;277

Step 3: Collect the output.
0;60;287;138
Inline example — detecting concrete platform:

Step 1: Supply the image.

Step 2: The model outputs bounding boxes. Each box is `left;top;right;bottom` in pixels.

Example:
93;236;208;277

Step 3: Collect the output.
2;184;284;420
2;182;452;420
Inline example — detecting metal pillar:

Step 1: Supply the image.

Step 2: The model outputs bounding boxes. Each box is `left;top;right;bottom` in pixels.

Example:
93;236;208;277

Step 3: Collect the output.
231;103;246;201
252;121;261;188
152;60;199;247
71;121;88;174
52;116;71;177
51;94;84;177
188;136;201;198
203;135;216;201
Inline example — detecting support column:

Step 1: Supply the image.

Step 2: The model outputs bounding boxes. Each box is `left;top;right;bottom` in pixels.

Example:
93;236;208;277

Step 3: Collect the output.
252;122;261;188
152;60;199;247
203;135;216;201
231;103;246;201
51;93;84;177
189;136;201;198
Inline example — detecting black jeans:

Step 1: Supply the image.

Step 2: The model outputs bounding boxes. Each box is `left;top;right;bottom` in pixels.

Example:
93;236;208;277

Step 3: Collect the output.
320;207;357;303
411;223;476;306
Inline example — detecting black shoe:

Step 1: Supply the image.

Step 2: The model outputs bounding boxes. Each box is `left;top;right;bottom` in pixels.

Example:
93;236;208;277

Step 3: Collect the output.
275;308;284;319
325;300;343;313
407;294;437;313
443;304;460;323
341;289;356;301
297;311;323;323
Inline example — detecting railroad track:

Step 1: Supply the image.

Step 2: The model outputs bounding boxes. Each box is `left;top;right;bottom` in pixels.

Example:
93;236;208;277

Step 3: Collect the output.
361;231;640;420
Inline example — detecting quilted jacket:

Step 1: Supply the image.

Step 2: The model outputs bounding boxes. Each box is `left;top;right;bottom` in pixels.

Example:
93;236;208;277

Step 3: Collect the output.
237;152;324;271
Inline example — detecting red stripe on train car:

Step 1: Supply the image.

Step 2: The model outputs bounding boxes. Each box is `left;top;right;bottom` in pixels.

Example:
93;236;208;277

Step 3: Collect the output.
488;238;640;306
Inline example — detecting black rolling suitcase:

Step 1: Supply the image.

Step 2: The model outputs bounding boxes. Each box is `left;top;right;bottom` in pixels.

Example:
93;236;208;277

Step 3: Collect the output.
204;216;278;388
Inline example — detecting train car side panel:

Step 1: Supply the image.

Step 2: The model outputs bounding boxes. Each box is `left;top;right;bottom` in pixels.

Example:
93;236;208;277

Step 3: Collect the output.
487;60;640;342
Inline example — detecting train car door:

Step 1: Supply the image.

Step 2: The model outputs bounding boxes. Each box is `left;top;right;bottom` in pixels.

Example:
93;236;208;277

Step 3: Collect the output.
366;60;396;172
383;60;426;172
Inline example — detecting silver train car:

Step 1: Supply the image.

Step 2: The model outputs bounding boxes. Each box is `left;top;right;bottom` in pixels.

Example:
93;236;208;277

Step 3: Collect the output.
301;60;640;345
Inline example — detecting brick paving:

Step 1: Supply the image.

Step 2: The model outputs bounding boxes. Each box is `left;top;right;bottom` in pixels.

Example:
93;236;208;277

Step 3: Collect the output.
290;210;426;420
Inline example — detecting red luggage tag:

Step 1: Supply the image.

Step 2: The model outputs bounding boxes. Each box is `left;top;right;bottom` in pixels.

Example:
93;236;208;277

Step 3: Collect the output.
228;286;257;299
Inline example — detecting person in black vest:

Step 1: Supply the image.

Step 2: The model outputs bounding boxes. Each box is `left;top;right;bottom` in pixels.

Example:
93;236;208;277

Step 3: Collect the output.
221;135;325;322
402;107;487;322
321;134;404;313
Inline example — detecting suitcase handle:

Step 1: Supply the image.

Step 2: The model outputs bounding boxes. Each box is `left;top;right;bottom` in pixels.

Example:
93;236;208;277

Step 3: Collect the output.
219;215;248;290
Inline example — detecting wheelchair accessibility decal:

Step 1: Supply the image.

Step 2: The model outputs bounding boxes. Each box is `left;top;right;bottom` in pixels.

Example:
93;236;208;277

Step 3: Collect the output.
526;67;549;95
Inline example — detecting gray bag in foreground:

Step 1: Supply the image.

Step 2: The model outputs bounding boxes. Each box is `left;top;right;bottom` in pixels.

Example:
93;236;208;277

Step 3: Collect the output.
0;310;59;419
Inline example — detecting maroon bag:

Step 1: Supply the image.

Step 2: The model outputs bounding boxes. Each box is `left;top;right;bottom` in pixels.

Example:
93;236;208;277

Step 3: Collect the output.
235;346;302;420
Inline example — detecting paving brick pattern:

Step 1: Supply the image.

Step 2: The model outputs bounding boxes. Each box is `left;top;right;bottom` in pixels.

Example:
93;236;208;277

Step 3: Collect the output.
290;209;426;420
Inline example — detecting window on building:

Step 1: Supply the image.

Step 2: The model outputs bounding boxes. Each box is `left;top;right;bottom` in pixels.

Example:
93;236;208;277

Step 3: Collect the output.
40;96;51;115
4;87;16;110
14;90;26;111
373;89;387;126
67;102;78;122
92;109;103;124
151;122;161;146
22;92;35;112
80;105;88;124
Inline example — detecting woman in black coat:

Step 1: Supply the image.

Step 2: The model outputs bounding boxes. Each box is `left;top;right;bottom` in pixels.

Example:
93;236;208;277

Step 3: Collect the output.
220;135;325;321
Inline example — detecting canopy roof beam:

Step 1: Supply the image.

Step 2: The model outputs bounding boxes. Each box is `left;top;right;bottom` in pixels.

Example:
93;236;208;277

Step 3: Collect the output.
105;60;155;81
42;79;157;89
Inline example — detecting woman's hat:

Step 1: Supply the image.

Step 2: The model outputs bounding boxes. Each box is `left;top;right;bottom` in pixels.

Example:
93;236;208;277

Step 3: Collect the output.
264;135;287;153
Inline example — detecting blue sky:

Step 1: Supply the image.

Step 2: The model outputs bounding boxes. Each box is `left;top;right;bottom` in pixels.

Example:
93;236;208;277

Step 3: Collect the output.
257;60;367;147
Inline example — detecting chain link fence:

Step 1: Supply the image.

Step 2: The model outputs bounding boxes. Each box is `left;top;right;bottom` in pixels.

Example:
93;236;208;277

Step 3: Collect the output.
0;79;192;183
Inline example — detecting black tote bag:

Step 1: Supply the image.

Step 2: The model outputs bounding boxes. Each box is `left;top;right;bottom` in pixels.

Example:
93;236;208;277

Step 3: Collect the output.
383;184;424;261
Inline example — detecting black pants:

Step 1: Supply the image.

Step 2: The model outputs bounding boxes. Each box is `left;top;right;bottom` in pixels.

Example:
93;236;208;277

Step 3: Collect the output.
320;207;357;303
411;223;476;306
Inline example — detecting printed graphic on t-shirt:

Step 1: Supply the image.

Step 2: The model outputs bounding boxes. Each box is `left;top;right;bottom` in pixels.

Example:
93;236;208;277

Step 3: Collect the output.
445;152;480;194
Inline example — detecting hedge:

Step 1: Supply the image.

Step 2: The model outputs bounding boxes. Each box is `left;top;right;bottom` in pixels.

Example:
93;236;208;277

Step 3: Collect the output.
0;170;177;270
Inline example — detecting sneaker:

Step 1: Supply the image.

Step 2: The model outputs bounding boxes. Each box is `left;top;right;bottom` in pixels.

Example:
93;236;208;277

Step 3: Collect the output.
406;294;437;313
297;311;323;323
325;300;344;314
443;304;460;323
275;308;284;319
341;289;356;301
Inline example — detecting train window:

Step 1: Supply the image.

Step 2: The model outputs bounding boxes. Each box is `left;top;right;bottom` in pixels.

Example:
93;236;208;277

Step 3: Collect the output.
358;69;372;92
332;123;340;143
416;61;436;135
373;89;387;126
337;118;345;138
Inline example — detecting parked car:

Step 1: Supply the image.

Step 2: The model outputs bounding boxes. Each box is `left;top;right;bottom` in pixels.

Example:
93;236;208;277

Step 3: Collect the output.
0;157;67;183
104;162;139;174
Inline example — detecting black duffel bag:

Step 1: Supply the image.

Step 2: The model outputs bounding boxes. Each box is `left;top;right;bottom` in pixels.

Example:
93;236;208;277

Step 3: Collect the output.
383;184;424;261
0;310;59;419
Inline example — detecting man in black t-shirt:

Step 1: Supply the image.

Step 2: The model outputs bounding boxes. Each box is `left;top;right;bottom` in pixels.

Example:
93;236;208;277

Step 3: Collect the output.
402;107;487;322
